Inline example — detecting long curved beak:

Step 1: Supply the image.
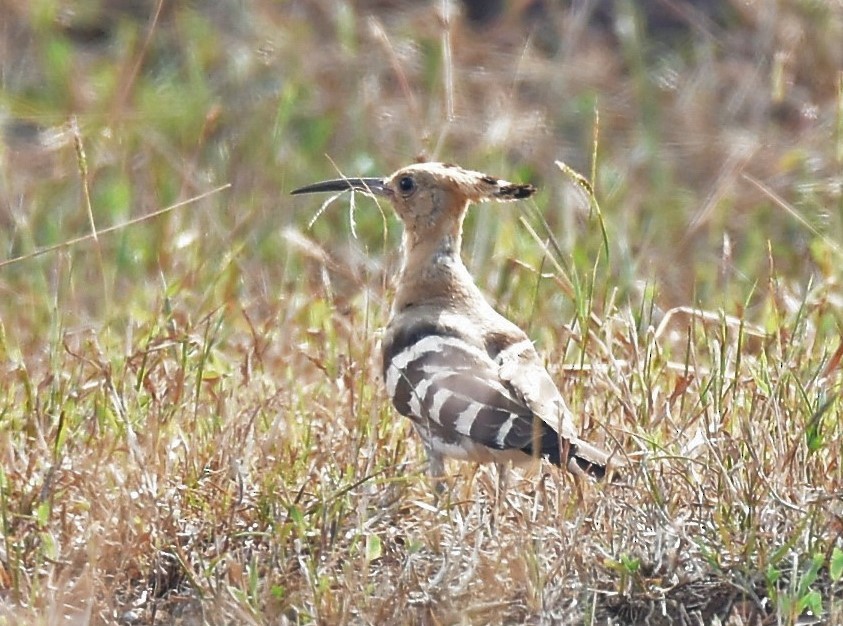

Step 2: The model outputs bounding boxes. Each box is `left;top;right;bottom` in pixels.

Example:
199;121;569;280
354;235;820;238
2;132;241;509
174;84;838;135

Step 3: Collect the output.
290;177;389;197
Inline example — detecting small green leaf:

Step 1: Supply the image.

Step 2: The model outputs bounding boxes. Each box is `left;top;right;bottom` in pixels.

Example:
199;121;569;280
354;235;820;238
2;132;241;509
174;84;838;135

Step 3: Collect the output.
620;554;640;574
805;422;824;451
40;531;58;560
797;589;822;616
830;547;843;582
287;505;303;525
35;500;51;526
797;553;824;597
406;538;423;554
365;533;382;562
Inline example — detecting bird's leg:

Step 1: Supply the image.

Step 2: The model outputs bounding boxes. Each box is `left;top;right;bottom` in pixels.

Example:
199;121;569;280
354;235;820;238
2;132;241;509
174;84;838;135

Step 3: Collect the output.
492;462;509;528
425;445;446;497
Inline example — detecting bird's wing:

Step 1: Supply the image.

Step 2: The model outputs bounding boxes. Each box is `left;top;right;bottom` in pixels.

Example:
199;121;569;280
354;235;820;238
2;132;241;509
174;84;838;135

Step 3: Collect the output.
383;331;558;459
495;338;577;436
496;338;611;474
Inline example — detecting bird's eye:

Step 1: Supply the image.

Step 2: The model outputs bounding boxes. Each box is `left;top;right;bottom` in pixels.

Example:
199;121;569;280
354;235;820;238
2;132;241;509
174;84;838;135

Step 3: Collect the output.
398;176;416;194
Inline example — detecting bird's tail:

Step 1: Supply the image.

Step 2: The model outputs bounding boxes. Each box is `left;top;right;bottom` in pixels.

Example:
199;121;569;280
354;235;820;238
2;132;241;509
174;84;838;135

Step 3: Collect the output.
564;438;615;480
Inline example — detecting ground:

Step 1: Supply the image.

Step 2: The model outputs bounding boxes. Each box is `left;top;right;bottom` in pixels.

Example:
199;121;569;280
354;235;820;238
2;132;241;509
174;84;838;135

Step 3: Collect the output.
0;0;841;624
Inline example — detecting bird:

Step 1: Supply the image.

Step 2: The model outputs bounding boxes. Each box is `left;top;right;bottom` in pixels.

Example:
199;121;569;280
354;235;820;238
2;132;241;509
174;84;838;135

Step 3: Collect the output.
291;162;613;482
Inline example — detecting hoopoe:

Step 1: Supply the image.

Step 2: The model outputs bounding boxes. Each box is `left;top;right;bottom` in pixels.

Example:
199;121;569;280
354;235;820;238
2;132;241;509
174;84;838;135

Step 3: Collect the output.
292;162;613;481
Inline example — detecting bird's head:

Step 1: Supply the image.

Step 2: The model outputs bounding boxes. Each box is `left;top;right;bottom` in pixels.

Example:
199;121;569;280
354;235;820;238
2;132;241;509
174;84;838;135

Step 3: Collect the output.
292;162;536;239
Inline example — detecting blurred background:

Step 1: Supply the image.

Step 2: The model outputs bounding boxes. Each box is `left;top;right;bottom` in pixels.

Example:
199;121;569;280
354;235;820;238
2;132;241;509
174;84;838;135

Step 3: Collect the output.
1;0;840;340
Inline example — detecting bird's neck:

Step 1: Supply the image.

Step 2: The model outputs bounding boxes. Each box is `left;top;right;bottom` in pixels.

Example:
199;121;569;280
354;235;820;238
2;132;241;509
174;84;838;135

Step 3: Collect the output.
392;223;486;313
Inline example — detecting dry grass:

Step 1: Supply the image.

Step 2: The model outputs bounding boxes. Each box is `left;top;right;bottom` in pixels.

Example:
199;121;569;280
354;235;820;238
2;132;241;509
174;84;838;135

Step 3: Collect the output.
1;0;842;624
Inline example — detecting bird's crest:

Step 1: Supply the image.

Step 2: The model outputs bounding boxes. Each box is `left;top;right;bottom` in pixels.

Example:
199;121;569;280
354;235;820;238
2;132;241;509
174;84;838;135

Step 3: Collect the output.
404;162;536;204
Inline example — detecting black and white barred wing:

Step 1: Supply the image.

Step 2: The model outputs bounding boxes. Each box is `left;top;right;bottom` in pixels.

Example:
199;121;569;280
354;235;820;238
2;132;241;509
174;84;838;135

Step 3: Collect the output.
383;333;558;461
498;339;611;476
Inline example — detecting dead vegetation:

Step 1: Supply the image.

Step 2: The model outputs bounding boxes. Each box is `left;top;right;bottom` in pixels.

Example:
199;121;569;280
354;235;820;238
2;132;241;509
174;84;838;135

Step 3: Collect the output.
0;0;842;624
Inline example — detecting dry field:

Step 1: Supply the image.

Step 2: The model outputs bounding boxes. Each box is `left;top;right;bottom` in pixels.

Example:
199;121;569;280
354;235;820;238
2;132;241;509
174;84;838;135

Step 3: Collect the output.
1;1;842;624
